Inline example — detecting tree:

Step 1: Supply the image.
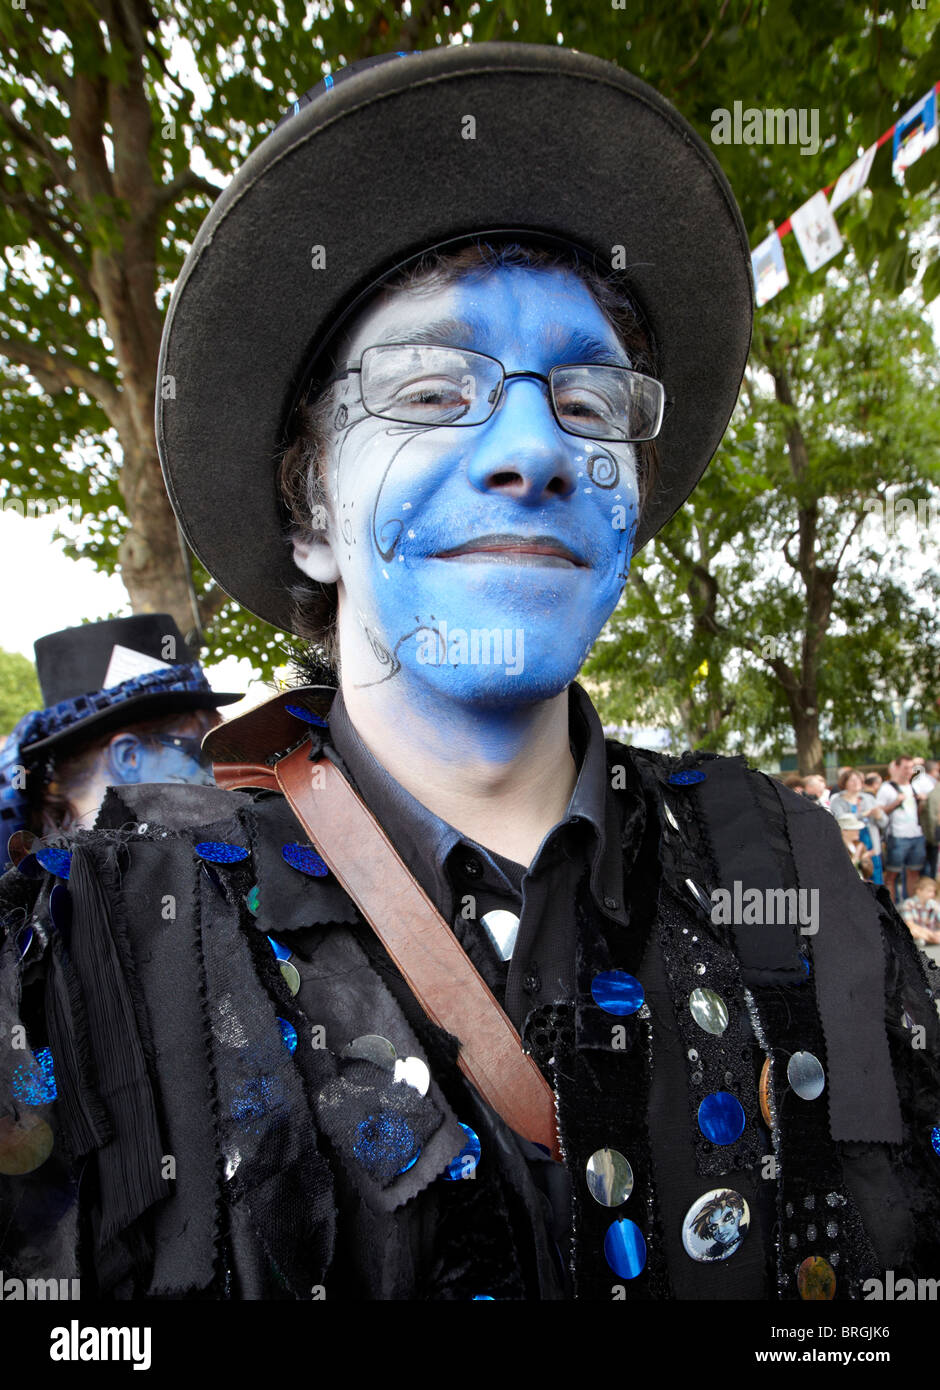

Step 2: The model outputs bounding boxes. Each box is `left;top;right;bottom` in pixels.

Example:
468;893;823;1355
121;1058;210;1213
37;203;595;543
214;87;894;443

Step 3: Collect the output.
587;247;940;771
1;1;937;678
0;647;41;737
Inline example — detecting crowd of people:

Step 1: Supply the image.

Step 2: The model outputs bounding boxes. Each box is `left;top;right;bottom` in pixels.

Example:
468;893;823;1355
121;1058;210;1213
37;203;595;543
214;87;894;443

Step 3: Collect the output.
781;756;940;946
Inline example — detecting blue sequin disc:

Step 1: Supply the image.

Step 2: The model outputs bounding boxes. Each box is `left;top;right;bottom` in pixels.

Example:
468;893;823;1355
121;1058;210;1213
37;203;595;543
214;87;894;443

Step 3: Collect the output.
282;842;329;877
443;1122;482;1180
36;846;71;879
195;841;250;864
285;703;328;727
12;1047;57;1105
278;1018;298;1054
603;1218;647;1279
472;1296;495;1300
245;884;260;916
698;1091;746;1145
267;935;292;962
931;1125;940;1158
800;955;812;978
590;970;644;1017
668;769;706;786
15;852;41;879
353;1111;420;1179
49;883;72;932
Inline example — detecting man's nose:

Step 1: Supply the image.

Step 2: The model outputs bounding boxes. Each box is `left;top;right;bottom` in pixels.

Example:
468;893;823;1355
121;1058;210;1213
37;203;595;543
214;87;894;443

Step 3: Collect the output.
463;376;578;502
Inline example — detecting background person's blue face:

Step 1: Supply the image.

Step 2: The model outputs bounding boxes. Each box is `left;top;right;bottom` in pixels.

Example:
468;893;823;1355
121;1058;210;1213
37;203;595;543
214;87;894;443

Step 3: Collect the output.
319;265;640;704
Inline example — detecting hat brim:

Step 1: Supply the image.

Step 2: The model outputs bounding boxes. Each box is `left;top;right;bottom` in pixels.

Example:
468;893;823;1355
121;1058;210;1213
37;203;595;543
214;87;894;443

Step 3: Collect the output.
22;689;243;760
157;43;753;634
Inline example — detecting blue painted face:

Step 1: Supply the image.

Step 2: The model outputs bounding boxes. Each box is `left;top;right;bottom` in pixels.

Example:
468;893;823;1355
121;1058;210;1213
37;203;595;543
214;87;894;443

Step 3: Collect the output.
296;265;640;706
107;728;215;788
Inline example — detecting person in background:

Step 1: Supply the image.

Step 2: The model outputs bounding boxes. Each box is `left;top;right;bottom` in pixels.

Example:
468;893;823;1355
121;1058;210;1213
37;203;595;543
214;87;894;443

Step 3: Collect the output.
835;813;875;880
876;755;928;903
864;771;884;797
898;876;940;946
781;773;805;795
915;760;940;878
802;773;830;807
0;615;242;852
830;768;885;886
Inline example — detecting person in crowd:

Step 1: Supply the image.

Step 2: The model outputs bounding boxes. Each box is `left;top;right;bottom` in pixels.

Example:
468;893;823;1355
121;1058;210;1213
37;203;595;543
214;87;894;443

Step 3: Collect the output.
864;771;884;797
898;876;940;946
802;773;830;807
876;755;928;902
835;813;875;880
0;615;241;852
914;759;940;878
830;768;886;885
781;773;805;794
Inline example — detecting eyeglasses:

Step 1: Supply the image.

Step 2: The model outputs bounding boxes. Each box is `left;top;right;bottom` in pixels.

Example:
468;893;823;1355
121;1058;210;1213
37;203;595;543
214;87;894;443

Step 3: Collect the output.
145;733;210;767
324;344;665;443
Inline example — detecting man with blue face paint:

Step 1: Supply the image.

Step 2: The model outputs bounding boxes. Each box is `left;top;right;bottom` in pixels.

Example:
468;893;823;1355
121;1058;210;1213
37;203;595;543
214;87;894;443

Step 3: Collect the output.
0;615;240;851
1;46;938;1308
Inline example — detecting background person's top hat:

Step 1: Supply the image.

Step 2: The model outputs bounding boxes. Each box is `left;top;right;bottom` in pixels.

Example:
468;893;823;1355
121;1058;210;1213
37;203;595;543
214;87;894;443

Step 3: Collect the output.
0;614;241;845
156;43;754;635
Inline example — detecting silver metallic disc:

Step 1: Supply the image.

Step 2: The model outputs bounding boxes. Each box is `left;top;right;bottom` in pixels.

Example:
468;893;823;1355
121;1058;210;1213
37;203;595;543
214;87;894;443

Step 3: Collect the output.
787;1050;825;1100
689;987;729;1036
342;1034;397;1071
480;909;520;961
586;1148;634;1207
393;1055;431;1095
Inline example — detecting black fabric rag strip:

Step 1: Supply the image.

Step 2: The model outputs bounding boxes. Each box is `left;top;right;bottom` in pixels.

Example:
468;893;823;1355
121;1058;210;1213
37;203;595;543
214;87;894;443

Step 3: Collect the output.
67;845;169;1245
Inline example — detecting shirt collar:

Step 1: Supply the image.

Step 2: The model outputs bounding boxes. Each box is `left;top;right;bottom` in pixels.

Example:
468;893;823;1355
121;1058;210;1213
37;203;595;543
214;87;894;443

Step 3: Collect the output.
326;681;629;926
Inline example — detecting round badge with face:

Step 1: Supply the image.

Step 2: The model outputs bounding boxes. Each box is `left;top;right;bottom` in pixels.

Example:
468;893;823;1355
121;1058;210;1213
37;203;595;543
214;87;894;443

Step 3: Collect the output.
682;1187;750;1262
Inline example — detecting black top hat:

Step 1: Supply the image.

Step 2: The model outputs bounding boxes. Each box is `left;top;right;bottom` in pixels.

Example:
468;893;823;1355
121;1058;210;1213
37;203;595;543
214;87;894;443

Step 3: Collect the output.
156;43;754;634
23;614;242;759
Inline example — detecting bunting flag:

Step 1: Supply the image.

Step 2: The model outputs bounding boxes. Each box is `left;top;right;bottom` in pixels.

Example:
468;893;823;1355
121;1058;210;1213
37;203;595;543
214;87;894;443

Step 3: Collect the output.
750;80;938;307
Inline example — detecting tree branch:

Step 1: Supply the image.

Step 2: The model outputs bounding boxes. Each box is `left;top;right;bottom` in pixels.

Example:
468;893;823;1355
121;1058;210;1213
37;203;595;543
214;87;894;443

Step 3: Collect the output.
0;99;75;192
0;333;122;417
152;168;223;211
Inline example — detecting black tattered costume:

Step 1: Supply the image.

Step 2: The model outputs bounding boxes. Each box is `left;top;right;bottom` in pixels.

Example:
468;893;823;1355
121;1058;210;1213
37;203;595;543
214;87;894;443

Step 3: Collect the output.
2;681;938;1299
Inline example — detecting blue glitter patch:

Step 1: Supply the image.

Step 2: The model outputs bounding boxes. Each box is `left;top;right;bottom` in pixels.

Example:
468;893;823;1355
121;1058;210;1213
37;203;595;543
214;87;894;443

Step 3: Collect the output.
267;935;292;962
698;1091;746;1145
353;1111;420;1178
930;1125;940;1158
36;846;72;879
12;1047;57;1105
278;1018;298;1054
282;842;329;877
443;1122;481;1180
668;769;706;787
230;1074;285;1127
285;703;329;728
590;970;645;1017
195;841;250;864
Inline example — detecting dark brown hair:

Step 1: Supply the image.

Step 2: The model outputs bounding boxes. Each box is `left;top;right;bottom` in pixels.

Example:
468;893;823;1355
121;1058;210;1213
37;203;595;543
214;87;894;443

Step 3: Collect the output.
278;240;662;670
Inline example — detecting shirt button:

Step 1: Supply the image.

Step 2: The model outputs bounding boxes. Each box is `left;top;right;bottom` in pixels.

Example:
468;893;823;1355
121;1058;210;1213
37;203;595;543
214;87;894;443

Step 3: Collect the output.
461;855;483;879
524;970;541;994
604;896;619;911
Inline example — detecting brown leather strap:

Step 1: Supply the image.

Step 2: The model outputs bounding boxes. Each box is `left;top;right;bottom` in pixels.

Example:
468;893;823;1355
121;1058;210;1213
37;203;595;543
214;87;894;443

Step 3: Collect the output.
274;742;561;1160
213;761;280;793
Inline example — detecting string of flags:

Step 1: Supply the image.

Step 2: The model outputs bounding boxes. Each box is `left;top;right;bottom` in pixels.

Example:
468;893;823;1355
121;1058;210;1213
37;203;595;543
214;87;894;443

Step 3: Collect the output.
751;82;939;307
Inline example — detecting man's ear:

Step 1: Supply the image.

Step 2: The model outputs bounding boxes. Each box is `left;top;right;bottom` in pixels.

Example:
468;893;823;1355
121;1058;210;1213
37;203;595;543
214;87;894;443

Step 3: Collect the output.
106;733;145;785
292;529;341;585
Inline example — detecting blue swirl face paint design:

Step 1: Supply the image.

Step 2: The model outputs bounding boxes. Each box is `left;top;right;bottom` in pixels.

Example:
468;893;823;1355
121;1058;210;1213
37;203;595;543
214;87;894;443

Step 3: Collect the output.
300;266;640;753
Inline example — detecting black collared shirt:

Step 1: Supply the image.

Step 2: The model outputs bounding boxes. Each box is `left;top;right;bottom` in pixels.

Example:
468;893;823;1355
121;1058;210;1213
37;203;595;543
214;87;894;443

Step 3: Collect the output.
326;681;630;1032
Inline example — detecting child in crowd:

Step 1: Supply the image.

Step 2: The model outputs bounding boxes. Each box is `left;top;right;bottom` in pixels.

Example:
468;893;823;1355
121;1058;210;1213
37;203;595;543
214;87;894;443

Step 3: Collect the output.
898;876;940;945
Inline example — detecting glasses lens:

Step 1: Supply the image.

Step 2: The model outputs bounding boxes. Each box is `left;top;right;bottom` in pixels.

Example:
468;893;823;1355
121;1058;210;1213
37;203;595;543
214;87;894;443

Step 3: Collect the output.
360;346;501;426
550;366;664;442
